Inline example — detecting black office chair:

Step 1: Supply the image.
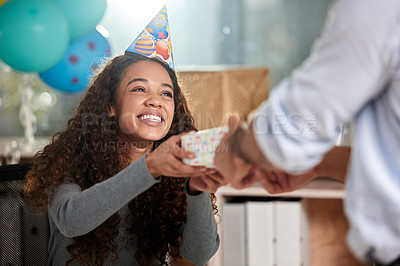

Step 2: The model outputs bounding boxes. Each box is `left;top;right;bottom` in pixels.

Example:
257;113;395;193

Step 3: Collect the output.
0;163;49;266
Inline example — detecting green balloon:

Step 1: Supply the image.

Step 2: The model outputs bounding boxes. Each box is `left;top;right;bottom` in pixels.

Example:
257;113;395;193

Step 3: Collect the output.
0;0;69;72
53;0;107;41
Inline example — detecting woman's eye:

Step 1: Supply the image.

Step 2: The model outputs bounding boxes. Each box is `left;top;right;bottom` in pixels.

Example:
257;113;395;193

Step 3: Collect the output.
162;91;173;98
130;87;145;92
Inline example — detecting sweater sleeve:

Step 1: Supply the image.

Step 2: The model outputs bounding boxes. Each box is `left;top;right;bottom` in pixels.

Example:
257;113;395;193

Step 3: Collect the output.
179;180;220;266
48;154;159;237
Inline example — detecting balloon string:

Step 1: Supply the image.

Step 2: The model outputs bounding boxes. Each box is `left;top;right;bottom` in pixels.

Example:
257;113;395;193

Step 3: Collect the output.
19;75;36;150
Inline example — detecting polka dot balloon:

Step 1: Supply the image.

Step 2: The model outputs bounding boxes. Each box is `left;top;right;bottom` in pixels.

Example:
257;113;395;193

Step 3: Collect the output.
39;29;111;93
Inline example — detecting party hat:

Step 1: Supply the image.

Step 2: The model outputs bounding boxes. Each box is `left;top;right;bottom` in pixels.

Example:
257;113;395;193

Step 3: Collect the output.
125;5;174;70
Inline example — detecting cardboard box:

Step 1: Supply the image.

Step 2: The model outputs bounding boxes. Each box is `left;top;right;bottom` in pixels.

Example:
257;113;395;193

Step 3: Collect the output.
177;67;269;130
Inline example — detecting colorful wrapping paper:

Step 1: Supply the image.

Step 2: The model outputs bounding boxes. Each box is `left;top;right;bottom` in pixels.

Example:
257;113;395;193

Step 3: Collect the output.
181;126;228;168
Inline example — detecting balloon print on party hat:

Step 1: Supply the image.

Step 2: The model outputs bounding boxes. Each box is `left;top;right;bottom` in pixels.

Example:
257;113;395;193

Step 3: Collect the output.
125;5;174;70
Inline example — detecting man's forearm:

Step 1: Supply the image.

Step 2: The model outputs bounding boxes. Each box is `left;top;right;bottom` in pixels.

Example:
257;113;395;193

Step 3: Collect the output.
314;146;350;182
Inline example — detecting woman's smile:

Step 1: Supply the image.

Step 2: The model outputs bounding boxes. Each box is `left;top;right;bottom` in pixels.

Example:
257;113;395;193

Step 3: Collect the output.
137;111;164;126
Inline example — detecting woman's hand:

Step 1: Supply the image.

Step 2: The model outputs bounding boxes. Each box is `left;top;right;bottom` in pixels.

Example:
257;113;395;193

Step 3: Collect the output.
146;133;215;178
187;171;229;194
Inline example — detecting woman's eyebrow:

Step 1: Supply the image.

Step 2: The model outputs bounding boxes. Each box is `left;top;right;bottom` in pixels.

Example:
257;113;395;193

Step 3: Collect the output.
127;78;148;87
161;83;173;90
127;78;173;90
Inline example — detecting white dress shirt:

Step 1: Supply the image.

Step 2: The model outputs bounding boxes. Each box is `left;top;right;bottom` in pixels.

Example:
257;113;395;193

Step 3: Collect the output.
252;0;400;263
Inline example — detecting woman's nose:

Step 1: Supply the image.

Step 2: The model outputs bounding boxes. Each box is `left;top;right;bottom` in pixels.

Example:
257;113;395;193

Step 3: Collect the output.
145;95;162;108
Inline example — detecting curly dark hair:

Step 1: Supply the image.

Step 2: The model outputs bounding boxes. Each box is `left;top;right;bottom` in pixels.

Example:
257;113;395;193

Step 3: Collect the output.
24;53;218;265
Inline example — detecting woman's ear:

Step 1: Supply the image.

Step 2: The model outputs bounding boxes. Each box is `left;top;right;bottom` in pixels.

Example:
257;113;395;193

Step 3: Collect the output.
109;105;116;118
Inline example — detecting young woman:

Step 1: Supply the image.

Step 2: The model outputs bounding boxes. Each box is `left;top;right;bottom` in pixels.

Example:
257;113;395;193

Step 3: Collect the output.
24;53;222;265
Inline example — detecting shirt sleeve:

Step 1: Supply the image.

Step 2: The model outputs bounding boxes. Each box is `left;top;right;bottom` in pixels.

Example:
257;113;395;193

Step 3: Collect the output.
179;180;220;266
48;154;160;237
251;0;399;173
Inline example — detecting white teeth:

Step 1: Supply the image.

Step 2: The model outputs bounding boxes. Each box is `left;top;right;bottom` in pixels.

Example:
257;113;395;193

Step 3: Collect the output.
140;114;162;122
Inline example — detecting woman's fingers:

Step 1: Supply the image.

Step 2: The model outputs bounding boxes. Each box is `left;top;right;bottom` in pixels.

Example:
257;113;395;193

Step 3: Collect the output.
163;154;216;177
191;175;219;193
188;171;231;193
166;134;197;160
203;171;229;186
200;175;218;190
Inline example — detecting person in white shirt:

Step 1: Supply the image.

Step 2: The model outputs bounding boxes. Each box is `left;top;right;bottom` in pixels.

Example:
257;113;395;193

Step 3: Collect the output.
214;0;400;265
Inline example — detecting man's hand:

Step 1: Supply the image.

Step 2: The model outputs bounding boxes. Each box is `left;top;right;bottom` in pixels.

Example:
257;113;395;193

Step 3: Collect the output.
214;116;255;188
258;168;317;194
257;146;351;194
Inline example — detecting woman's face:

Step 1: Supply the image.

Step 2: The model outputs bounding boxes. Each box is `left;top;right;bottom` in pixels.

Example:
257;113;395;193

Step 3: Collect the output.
111;60;175;144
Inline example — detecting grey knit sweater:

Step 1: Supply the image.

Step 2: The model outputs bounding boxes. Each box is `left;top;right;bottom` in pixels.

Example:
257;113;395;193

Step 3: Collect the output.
47;155;219;265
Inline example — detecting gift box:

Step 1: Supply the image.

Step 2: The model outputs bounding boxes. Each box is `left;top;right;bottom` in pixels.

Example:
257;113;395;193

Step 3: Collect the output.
181;126;228;168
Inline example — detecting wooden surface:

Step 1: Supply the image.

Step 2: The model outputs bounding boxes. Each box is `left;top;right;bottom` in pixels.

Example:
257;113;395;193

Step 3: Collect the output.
217;178;346;199
305;198;371;266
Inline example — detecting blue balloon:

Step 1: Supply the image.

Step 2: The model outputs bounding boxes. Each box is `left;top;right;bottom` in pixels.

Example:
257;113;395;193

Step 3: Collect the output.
53;0;107;41
0;0;69;72
39;30;111;93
